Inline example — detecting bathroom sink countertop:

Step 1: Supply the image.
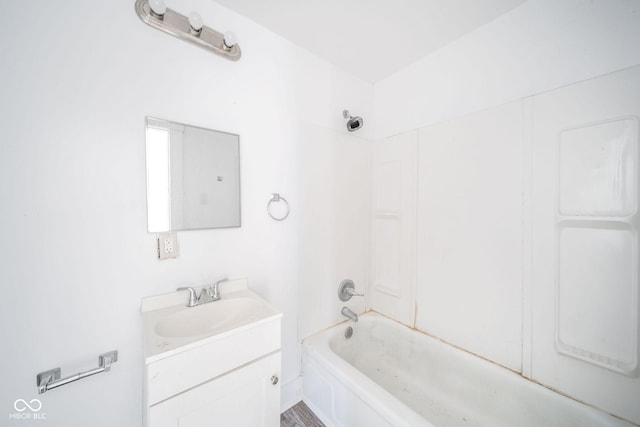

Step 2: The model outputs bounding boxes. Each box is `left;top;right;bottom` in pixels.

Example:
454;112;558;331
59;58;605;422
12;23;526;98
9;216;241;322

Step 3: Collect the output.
141;279;282;363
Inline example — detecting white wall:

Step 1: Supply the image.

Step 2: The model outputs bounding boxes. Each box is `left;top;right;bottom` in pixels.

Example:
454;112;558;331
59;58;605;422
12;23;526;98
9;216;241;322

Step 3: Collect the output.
416;101;524;372
0;1;371;425
373;0;640;138
529;66;640;423
296;123;369;340
369;133;417;326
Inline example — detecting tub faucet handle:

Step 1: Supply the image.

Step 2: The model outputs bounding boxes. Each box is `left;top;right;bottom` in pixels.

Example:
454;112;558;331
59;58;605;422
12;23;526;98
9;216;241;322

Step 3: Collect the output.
346;288;364;297
338;279;363;301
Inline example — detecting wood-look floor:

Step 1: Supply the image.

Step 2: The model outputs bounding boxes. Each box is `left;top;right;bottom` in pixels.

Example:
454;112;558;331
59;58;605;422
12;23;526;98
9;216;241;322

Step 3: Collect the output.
280;401;325;427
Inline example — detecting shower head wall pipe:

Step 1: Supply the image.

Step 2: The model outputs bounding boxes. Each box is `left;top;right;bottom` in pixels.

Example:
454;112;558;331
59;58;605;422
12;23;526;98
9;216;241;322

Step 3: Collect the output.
343;109;364;132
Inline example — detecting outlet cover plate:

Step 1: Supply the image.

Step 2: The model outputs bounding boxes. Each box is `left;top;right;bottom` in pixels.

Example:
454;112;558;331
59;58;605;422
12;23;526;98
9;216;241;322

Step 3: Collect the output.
158;232;179;260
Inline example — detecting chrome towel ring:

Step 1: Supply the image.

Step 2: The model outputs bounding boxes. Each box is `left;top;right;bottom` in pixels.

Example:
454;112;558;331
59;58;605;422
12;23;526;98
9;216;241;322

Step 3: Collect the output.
267;193;289;221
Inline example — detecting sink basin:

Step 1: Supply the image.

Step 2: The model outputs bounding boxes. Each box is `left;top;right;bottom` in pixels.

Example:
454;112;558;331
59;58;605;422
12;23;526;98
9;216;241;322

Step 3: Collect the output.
155;297;265;338
142;280;282;362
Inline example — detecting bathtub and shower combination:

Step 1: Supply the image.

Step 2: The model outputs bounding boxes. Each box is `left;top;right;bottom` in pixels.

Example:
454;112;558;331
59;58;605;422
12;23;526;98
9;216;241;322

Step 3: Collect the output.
302;312;632;427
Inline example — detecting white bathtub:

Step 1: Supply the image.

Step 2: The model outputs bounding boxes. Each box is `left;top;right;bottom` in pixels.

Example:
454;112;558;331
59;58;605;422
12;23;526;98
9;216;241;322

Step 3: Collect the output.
302;312;633;427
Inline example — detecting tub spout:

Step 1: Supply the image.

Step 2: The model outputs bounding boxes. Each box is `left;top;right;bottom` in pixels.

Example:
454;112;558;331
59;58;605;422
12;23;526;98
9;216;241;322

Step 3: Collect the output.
341;306;358;322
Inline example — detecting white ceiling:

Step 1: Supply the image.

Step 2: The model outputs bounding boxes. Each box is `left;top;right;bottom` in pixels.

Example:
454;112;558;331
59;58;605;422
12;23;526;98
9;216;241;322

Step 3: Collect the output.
215;0;527;83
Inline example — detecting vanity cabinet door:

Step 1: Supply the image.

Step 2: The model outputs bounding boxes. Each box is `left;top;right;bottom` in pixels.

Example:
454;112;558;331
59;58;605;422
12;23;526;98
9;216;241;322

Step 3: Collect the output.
149;351;281;427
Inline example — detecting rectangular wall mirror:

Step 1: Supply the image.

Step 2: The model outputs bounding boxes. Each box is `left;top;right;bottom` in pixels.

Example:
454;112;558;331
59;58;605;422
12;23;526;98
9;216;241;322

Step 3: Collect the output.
145;117;240;232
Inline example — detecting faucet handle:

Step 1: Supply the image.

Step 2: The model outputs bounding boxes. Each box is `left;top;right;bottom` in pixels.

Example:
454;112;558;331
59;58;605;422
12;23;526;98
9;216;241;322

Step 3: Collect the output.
213;277;228;294
177;287;198;307
207;277;227;300
346;288;364;297
338;279;363;301
207;285;220;300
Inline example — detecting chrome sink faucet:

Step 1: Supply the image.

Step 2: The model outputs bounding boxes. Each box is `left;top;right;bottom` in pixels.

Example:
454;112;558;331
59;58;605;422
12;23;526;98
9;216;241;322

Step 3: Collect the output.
177;277;228;307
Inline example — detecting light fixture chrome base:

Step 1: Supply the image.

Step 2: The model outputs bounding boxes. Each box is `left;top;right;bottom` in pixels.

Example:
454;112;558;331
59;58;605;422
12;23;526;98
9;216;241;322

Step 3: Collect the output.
135;0;241;61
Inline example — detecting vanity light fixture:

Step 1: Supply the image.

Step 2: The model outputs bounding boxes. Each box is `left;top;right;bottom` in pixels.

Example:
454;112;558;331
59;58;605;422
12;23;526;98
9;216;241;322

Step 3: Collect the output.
223;31;237;49
188;12;203;35
134;0;241;61
148;0;166;18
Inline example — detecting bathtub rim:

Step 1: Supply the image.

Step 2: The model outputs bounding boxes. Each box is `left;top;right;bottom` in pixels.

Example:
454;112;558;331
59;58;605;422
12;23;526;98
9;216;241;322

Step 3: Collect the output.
302;313;433;427
302;311;637;427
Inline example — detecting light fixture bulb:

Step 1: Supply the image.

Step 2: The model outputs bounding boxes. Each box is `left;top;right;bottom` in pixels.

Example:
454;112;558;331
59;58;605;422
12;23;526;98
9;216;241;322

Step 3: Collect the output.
188;12;203;32
223;31;237;48
148;0;167;17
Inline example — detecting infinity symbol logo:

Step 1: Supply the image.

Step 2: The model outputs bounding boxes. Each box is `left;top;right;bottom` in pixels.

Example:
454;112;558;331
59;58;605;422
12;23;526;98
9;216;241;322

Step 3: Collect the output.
14;399;42;412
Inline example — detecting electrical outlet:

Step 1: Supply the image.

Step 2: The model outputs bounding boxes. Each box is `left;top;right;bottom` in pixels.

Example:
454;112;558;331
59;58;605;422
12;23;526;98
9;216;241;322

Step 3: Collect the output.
157;232;179;260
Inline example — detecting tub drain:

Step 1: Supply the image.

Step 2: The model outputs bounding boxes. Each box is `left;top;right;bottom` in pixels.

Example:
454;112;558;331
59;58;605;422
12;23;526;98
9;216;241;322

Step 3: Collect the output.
344;326;353;339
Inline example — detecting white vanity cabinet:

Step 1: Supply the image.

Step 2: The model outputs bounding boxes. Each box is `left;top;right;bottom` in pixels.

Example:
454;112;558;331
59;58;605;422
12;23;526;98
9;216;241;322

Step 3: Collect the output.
148;351;281;427
142;280;283;427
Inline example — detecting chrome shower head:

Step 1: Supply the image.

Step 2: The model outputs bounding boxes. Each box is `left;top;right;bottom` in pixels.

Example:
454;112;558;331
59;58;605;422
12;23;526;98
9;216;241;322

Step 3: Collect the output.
343;109;363;132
